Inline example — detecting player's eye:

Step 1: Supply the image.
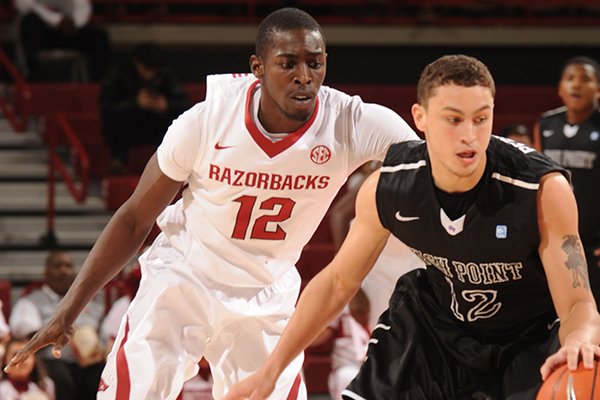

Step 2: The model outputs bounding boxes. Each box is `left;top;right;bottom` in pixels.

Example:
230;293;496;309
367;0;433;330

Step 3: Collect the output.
309;61;323;69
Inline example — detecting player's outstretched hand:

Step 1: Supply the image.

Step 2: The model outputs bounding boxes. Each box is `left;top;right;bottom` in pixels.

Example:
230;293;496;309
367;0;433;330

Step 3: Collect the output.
221;367;277;400
540;337;600;381
4;318;74;372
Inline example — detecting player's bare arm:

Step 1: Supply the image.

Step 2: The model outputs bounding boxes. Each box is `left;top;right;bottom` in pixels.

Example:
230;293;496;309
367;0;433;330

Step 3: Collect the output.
223;171;390;400
537;172;600;380
5;153;182;372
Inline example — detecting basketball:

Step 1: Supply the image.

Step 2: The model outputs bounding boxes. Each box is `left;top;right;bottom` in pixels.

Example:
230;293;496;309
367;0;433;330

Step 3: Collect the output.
536;360;600;400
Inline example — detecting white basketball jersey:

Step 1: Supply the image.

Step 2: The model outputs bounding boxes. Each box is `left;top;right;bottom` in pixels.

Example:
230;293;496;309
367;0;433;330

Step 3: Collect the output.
156;73;417;287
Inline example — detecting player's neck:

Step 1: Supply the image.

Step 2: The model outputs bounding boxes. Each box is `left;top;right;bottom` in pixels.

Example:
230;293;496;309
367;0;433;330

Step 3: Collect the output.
565;104;598;125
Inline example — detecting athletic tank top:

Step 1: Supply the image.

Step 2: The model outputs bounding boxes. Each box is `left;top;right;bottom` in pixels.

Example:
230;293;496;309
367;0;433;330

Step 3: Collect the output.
376;136;567;338
539;107;600;247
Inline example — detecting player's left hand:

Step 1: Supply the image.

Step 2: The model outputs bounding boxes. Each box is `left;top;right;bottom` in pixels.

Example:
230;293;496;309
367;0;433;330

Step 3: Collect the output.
220;367;277;400
540;336;600;381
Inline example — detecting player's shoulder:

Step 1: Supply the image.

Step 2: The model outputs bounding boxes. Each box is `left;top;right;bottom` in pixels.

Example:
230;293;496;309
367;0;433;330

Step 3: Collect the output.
318;84;356;109
383;140;427;167
540;105;567;120
489;136;565;183
205;73;256;100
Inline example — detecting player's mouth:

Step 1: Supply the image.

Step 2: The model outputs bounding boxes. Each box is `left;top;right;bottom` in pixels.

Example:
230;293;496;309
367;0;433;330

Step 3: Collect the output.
291;92;314;108
457;150;477;165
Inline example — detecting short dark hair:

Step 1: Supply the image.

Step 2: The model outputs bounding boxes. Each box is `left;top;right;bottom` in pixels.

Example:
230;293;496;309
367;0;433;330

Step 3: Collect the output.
255;7;324;58
417;54;496;107
133;42;162;69
563;56;600;81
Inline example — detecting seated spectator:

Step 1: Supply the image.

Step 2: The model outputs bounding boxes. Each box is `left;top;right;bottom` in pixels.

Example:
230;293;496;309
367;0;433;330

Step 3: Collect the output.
9;250;105;400
0;337;55;399
15;0;110;81
309;290;371;400
500;122;533;147
99;42;190;174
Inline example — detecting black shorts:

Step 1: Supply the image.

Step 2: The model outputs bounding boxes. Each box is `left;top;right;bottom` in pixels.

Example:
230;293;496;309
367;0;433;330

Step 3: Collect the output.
343;270;559;400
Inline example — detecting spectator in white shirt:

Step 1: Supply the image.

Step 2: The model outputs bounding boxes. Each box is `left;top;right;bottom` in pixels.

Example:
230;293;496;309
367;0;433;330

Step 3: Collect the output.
9;250;105;400
15;0;110;81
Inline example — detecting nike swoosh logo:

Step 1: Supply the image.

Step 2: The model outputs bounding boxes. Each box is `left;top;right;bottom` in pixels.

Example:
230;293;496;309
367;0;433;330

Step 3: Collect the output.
546;319;559;331
395;212;419;222
215;143;234;150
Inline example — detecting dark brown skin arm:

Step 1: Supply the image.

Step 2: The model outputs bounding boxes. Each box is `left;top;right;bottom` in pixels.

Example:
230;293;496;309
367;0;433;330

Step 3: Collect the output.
5;153;182;371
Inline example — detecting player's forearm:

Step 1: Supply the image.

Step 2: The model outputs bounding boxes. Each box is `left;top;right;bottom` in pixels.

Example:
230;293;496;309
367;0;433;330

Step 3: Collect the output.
55;206;154;324
559;300;600;345
265;267;358;377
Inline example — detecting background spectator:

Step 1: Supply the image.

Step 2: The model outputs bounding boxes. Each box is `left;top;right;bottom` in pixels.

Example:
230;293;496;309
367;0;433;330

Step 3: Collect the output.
500;122;533;147
533;55;600;307
0;337;55;399
15;0;110;81
99;42;190;174
9;250;105;400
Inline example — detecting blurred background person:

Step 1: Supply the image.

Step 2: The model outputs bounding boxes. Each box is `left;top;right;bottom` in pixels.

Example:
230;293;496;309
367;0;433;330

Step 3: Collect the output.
15;0;110;81
500;122;533;147
0;337;55;399
9;250;105;400
99;42;190;174
533;55;600;307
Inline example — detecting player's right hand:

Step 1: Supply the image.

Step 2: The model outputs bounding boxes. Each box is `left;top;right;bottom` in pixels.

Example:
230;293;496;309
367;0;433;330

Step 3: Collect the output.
221;367;277;400
4;319;74;372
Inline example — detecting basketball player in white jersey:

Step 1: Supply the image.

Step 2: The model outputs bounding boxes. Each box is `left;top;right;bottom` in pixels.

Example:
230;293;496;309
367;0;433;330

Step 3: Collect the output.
5;7;417;400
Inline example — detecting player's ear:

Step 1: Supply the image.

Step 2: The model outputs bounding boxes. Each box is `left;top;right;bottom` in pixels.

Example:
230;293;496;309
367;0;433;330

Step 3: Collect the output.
250;55;264;79
412;103;426;133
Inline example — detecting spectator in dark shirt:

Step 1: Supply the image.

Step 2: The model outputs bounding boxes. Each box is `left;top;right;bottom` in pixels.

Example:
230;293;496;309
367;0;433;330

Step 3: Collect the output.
100;42;190;174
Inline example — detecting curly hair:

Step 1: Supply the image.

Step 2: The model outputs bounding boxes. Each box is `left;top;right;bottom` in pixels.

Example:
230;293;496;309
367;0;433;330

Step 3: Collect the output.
417;54;496;107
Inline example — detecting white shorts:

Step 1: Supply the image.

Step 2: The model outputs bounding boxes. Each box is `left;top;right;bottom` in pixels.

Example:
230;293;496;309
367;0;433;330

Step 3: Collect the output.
328;364;361;400
98;235;307;400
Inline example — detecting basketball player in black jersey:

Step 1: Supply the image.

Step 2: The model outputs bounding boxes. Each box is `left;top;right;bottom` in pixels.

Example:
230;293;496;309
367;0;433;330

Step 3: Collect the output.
223;55;600;400
533;56;600;311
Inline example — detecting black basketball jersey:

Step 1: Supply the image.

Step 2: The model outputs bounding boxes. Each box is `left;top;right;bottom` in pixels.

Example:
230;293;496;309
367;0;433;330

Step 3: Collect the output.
539;107;600;247
376;136;567;339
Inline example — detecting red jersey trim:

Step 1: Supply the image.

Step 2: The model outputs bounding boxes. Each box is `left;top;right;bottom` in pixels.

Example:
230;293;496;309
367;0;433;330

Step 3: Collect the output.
286;373;302;400
244;80;319;158
115;317;131;399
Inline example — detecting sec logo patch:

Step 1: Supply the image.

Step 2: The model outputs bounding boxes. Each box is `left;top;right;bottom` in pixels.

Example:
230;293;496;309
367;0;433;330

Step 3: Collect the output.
310;145;331;164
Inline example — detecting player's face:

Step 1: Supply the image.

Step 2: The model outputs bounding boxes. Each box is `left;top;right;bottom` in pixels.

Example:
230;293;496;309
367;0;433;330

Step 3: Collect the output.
559;63;600;114
251;28;326;133
412;84;494;192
